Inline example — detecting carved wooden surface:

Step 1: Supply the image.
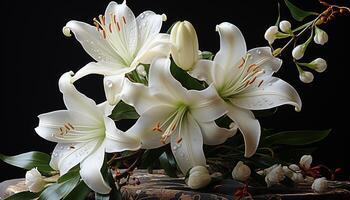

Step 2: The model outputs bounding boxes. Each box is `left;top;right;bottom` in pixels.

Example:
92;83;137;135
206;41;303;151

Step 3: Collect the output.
1;170;349;200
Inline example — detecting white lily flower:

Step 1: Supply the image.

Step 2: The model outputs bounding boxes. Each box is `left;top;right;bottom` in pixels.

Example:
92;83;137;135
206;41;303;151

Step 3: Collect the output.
312;177;328;193
122;57;236;174
300;155;313;169
35;72;140;194
265;164;285;187
63;1;170;105
190;22;302;157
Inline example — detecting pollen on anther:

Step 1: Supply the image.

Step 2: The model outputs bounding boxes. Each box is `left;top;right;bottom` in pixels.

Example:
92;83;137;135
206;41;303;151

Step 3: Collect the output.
116;22;121;31
122;16;126;24
238;58;245;68
109;23;113;33
249;76;257;84
247;64;257;72
258;80;264;87
152;122;162;132
67;123;74;130
113;15;117;24
176;137;183;144
102;30;106;39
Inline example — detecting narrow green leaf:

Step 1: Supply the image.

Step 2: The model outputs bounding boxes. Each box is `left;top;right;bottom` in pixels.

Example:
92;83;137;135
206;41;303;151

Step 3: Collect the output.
63;181;91;200
200;51;214;60
4;191;39;200
39;169;80;200
159;151;178;178
0;151;53;173
110;101;139;121
284;0;318;22
263;129;331;146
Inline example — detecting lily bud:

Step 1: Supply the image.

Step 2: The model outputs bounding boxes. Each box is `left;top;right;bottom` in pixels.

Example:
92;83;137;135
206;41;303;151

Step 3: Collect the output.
300;155;313;169
170;20;199;70
232;161;251;182
310;58;327;73
279;20;292;33
25;168;48;193
312;177;328;193
265;164;285;187
136;65;147;77
291;172;304;183
299;71;314;83
185;166;211;189
314;27;328;45
292;45;305;60
264;26;279;44
282;164;300;178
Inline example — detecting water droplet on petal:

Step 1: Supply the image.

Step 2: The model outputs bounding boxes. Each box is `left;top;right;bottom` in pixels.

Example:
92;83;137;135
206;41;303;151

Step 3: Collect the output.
106;80;113;88
140;13;145;19
173;146;177;151
257;50;262;55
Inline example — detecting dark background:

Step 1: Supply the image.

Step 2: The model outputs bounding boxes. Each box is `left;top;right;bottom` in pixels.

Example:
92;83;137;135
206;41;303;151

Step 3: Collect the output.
1;0;349;181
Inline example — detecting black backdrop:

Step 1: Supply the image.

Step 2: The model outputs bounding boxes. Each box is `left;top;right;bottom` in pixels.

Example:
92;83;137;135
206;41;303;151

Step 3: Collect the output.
1;0;349;181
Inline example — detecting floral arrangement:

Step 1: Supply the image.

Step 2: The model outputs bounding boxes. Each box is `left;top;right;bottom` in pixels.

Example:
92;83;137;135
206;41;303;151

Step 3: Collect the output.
1;0;349;199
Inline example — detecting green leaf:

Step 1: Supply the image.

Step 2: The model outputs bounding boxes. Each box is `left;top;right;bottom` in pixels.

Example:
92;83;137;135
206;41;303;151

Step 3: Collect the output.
170;60;205;90
284;0;318;22
95;193;110;200
159;150;178;178
4;191;39;200
263;129;331;146
140;146;167;168
200;51;214;60
63;181;91;200
0;151;54;173
40;169;80;200
110;100;139;121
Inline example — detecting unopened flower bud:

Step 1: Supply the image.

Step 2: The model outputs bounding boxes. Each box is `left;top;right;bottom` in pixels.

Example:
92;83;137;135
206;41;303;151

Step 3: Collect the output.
283;164;300;178
310;58;327;73
185;166;211;189
265;164;285;187
299;71;314;83
264;26;279;44
25;168;47;193
279;20;292;33
300;155;313;169
314;27;328;45
312;177;328;193
292;45;305;60
232;161;251;182
136;65;147;77
291;172;304;183
170;21;199;70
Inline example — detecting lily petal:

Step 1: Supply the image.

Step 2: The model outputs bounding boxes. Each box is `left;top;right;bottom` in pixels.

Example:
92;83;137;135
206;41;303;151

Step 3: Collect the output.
103;74;125;105
104;1;138;56
80;143;111;194
50;140;100;175
136;11;164;50
137;34;171;64
104;117;141;152
170;114;206;174
121;79;170;115
59;72;102;120
35;110;101;143
97;102;115;117
199;121;237;145
226;104;260;157
246;47;282;76
71;62;129;83
189;59;214;84
126;105;175;149
231;77;302;112
214;22;247;69
148;57;187;102
188;84;227;122
65;20;125;66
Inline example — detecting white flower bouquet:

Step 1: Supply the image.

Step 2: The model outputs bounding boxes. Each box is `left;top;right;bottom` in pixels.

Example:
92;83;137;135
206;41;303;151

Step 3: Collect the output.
1;0;349;199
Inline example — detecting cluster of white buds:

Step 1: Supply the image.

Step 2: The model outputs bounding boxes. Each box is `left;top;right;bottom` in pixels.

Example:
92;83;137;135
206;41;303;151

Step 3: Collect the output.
264;20;293;45
296;57;327;83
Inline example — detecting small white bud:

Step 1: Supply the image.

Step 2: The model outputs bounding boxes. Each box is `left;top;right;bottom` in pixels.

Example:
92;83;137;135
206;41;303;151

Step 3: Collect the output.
170;21;199;70
292;45;305;60
185;166;211;189
232;161;251;182
264;26;279;44
62;26;72;37
310;58;327;73
312;177;328;193
25;168;47;193
314;27;328;45
300;155;313;169
136;65;147;77
279;20;291;33
265;164;285;187
299;71;314;83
